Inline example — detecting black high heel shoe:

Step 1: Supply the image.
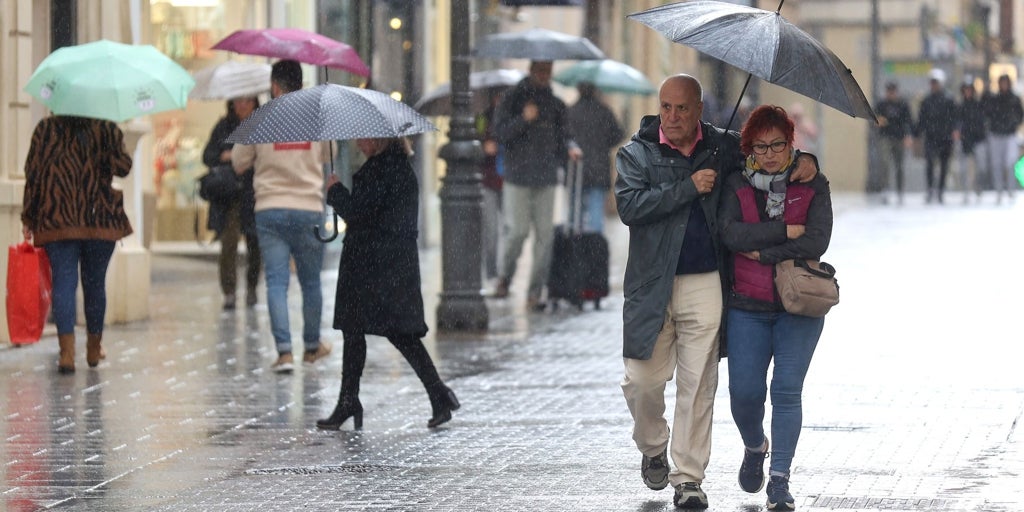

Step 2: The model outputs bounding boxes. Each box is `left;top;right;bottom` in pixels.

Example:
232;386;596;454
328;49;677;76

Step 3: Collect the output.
427;386;461;428
316;397;363;430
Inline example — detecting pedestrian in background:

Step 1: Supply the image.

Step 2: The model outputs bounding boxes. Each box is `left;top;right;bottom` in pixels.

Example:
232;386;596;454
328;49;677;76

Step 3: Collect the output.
719;105;833;511
232;59;333;373
914;68;957;204
491;60;582;311
982;74;1023;204
21;115;133;373
615;74;819;510
567;81;625;234
317;136;460;431
479;91;504;286
202;96;261;310
956;82;987;204
873;82;914;204
788;102;819;155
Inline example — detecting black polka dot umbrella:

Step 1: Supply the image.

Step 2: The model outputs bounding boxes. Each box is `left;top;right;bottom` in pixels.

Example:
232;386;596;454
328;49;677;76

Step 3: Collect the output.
226;84;437;242
226;84;437;144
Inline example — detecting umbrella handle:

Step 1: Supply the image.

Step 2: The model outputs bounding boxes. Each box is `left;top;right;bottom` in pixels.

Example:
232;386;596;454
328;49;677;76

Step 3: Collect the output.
314;211;340;243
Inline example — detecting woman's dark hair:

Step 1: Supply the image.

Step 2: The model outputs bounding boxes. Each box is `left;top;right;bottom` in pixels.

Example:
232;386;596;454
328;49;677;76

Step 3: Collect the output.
739;105;795;156
226;97;261;123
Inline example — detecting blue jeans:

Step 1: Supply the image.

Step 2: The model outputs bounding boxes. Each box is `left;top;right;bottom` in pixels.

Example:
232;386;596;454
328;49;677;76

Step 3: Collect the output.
44;240;116;335
726;308;824;477
255;209;324;354
568;186;607;234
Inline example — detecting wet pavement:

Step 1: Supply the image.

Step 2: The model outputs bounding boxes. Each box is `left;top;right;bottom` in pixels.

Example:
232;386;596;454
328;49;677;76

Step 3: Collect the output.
1;192;1023;511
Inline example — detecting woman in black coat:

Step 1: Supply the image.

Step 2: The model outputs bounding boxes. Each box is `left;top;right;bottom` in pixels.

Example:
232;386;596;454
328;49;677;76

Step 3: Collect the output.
317;137;460;430
201;97;260;309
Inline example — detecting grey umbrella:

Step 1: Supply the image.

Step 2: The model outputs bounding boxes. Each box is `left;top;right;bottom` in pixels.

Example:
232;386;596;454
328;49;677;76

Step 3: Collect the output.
628;0;876;123
226;84;437;241
415;68;525;116
472;28;605;61
227;84;437;144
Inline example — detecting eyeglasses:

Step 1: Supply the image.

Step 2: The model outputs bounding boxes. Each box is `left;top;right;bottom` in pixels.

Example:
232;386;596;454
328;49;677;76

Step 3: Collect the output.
751;140;788;155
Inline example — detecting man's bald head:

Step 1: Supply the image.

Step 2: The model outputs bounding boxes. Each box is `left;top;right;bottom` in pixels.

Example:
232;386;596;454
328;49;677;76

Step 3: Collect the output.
658;74;704;148
661;74;703;103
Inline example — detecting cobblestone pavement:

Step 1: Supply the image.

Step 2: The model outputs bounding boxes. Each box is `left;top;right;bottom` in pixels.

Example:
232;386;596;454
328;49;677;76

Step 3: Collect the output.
1;193;1022;511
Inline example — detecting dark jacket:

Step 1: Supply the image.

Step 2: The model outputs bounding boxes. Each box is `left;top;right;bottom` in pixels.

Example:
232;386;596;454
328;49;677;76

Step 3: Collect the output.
875;96;913;139
982;90;1024;135
719;170;833;312
957;97;987;153
614;116;742;360
567;96;625;188
492;77;574;187
326;142;428;338
915;90;957;148
202;115;256;237
22;116;133;246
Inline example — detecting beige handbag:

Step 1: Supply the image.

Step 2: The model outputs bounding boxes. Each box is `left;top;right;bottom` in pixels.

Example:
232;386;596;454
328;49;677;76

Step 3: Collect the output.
774;259;840;317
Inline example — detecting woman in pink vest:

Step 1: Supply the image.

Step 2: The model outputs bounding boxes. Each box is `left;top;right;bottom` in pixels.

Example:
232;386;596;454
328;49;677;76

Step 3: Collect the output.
718;105;833;511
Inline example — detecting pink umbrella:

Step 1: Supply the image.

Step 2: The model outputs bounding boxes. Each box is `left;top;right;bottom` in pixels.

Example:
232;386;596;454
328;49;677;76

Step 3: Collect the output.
212;28;370;77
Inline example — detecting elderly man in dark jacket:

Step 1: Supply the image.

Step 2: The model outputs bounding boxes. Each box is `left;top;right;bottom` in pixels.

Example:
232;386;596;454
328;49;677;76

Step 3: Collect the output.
567;81;625;233
615;74;817;509
492;60;582;310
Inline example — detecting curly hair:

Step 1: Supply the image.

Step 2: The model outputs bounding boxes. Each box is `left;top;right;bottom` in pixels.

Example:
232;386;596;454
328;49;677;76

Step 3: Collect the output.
739;104;795;156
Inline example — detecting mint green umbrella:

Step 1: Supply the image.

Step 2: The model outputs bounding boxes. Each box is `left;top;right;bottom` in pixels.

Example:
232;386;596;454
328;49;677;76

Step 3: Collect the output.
24;39;194;122
553;59;656;95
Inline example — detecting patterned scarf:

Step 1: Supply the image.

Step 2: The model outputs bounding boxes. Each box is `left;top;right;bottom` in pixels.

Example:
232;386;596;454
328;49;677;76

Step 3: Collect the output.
743;149;796;220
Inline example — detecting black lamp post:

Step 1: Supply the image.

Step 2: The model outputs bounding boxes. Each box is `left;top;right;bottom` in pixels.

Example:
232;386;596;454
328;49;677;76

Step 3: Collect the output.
436;0;488;331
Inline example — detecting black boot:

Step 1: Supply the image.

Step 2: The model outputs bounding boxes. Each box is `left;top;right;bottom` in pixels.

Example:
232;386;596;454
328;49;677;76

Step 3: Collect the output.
390;335;461;428
427;383;461;428
316;395;363;430
317;332;366;430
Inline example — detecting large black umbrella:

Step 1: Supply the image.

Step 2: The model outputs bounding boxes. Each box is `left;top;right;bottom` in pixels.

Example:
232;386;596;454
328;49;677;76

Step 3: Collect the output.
472;28;605;61
628;0;876;124
227;84;437;241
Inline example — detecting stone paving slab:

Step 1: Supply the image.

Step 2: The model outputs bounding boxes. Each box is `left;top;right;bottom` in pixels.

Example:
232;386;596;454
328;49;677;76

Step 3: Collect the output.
1;193;1022;511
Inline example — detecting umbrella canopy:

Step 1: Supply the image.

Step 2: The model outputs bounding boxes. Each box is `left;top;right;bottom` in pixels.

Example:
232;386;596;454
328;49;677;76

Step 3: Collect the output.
415;68;526;116
23;39;194;122
189;61;271;101
472;28;605;61
212;28;370;77
628;1;876;121
226;84;437;144
553;59;656;95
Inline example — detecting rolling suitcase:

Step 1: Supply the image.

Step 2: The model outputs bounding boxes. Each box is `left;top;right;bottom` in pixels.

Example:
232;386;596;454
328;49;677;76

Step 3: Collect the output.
547;160;610;310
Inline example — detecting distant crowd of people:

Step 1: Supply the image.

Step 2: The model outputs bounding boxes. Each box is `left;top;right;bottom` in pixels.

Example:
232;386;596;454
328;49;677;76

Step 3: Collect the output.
874;68;1023;205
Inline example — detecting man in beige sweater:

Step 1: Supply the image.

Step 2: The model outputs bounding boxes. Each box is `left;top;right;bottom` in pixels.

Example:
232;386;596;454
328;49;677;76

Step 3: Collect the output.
232;59;333;373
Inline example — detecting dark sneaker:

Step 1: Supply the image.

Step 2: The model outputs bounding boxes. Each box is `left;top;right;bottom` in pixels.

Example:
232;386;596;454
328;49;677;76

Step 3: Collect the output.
766;475;795;510
739;437;769;493
673;482;708;509
640;449;669;490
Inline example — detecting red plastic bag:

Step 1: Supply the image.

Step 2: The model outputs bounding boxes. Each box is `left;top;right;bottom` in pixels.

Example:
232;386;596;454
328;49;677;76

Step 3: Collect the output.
6;242;52;344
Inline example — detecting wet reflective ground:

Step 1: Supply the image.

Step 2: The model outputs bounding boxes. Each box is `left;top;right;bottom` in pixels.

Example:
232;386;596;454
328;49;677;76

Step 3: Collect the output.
1;193;1023;511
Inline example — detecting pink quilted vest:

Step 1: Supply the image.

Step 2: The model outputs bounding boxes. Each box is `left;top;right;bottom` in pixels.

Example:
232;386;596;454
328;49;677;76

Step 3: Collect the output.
732;183;815;303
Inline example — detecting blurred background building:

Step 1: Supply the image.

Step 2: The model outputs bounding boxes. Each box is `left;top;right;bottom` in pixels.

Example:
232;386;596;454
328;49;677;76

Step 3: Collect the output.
0;0;1020;340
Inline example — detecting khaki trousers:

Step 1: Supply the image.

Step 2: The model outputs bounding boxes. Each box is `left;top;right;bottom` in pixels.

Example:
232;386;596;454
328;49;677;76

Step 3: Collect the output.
621;271;722;485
